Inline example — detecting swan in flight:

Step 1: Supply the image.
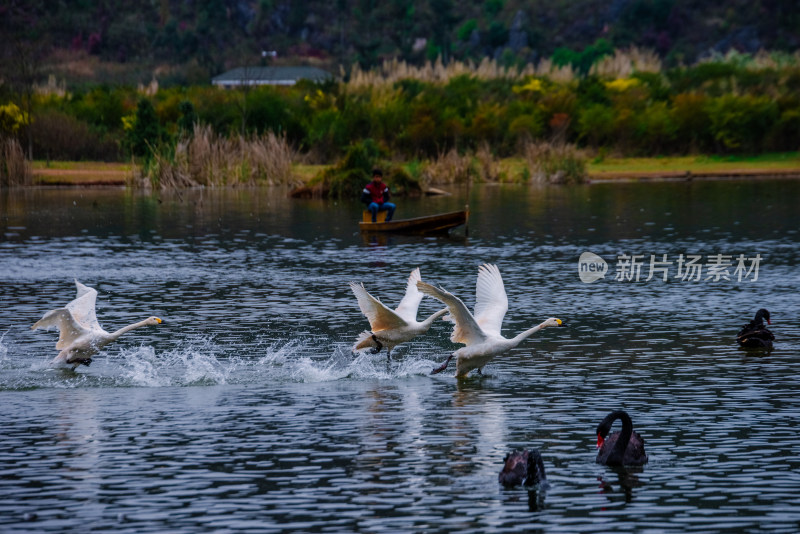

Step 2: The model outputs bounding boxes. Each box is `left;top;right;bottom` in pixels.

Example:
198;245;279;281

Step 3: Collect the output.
350;267;447;358
32;280;162;368
417;264;564;377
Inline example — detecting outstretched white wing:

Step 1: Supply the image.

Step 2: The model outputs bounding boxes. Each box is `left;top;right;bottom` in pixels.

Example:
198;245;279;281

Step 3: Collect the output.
67;280;103;332
74;279;93;299
394;267;424;323
31;308;92;350
349;282;408;331
473;264;508;336
416;281;486;346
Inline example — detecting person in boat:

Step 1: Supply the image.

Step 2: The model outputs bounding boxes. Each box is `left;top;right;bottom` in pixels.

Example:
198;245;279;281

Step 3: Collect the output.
361;168;396;223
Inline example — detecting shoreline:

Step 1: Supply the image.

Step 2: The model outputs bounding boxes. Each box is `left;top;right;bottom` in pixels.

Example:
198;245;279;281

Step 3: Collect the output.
587;168;800;183
28;158;800;187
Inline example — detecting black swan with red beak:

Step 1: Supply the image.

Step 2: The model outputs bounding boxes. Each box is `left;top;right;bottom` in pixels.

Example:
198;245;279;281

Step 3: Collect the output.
499;449;547;487
736;308;774;348
596;411;648;467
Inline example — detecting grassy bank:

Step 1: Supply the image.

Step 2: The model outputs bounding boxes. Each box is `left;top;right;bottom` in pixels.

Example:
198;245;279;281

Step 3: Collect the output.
30;152;800;187
32;161;132;185
587;152;800;180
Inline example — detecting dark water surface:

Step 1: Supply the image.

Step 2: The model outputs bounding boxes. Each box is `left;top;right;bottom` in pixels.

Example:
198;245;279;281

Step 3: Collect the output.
1;181;799;532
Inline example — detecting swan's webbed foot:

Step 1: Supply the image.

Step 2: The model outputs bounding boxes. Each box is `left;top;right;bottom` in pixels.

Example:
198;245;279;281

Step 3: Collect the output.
431;354;454;375
369;334;383;354
70;358;92;368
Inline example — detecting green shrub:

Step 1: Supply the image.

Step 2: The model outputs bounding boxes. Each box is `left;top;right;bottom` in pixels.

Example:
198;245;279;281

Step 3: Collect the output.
707;94;779;152
553;39;613;75
125;98;163;158
70;86;128;132
577;104;615;147
303;138;395;198
32;110;120;161
671;92;713;152
508;114;544;145
387;166;422;196
324;167;370;198
304;108;347;161
773;108;800;151
457;19;478;41
177;100;198;135
634;101;678;153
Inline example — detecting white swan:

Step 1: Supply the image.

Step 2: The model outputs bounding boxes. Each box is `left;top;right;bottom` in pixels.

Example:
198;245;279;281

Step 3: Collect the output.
31;280;162;368
416;264;564;377
350;267;448;358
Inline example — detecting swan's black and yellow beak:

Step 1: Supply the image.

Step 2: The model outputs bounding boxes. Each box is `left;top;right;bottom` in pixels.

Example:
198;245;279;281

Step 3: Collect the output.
155;318;163;324
557;319;566;327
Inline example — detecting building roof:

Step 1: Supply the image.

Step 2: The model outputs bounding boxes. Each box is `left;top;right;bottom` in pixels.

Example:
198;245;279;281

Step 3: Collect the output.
212;66;333;86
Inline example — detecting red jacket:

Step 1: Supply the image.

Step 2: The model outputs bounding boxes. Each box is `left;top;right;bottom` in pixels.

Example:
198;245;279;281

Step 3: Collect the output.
363;180;390;204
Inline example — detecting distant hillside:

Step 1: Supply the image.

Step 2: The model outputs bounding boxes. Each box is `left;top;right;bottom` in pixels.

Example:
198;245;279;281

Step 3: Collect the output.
1;0;799;85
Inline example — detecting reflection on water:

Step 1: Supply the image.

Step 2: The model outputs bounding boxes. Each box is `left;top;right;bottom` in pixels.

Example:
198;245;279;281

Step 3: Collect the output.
1;181;800;532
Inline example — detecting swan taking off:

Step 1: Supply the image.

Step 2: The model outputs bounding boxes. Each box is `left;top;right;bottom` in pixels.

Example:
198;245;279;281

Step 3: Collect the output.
350;267;447;359
31;280;162;369
417;264;564;377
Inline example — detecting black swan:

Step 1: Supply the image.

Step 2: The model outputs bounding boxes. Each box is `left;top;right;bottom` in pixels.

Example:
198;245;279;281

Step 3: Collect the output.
596;411;648;466
736;308;774;348
499;449;547;487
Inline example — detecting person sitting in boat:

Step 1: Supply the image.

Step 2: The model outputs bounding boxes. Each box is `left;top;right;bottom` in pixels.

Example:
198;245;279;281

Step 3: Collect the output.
361;168;396;223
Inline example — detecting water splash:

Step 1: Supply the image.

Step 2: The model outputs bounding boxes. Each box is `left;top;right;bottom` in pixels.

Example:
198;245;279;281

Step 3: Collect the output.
0;331;8;365
117;337;235;387
1;335;444;391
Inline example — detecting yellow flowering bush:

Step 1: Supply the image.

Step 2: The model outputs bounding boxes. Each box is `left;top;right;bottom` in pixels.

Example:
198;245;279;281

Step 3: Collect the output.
0;102;27;135
605;78;640;92
512;78;544;95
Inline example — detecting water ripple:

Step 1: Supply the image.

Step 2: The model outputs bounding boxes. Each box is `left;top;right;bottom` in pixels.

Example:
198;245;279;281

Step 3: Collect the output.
1;183;800;532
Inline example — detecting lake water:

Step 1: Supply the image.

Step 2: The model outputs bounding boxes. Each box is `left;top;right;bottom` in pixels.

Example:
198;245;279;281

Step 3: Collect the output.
1;180;799;532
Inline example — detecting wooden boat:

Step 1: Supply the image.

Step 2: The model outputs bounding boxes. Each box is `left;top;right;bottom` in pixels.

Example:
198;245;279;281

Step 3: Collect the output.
359;207;469;234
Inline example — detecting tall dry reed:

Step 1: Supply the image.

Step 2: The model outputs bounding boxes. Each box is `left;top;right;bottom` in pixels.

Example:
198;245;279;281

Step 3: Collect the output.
0;137;32;187
420;149;475;185
131;125;296;190
474;142;500;182
523;141;587;184
34;74;68;97
590;47;662;78
348;56;571;87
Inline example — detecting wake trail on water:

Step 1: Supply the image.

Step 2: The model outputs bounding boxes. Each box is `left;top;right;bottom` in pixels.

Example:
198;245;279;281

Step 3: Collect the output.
115;338;443;386
2;334;444;389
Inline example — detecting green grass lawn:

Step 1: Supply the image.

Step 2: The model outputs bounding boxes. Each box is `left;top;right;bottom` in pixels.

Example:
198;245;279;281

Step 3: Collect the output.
32;161;133;172
31;160;132;185
587;152;800;176
29;153;800;186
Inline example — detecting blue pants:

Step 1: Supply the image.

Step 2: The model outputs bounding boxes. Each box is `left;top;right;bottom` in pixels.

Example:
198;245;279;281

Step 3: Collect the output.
368;202;395;222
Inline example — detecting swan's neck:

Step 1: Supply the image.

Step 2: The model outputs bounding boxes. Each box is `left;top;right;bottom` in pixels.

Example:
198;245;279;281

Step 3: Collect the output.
608;411;634;464
421;308;448;327
509;322;547;347
108;319;152;341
